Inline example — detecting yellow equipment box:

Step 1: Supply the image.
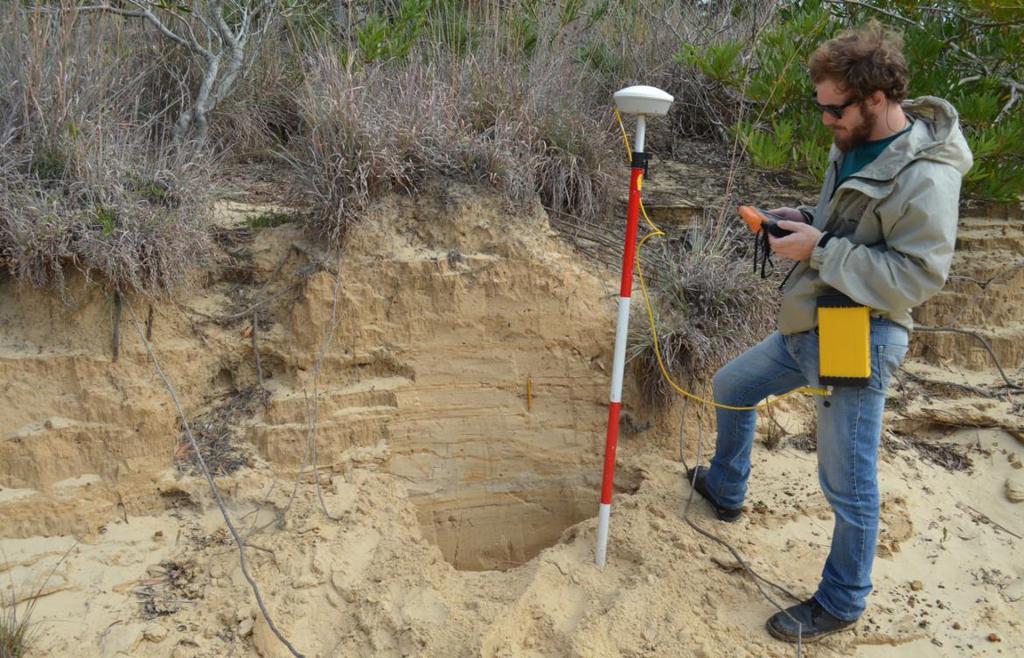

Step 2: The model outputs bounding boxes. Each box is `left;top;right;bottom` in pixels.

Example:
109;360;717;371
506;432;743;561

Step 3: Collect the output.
817;294;871;386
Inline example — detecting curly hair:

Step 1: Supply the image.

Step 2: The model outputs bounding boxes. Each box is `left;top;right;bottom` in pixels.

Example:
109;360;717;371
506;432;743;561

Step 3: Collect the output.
808;20;909;102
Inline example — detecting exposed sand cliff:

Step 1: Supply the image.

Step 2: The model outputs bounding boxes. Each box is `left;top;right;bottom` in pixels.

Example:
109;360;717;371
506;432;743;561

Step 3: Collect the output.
1;183;1021;657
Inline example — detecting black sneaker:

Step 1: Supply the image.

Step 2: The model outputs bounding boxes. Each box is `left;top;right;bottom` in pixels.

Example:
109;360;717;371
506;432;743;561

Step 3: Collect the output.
766;597;857;643
685;465;743;522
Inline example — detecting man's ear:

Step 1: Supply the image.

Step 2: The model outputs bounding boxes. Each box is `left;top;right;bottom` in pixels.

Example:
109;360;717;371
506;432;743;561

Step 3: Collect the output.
867;90;886;109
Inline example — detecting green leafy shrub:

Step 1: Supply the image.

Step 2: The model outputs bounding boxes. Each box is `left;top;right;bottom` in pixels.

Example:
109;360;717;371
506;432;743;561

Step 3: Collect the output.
357;0;430;63
683;0;1024;200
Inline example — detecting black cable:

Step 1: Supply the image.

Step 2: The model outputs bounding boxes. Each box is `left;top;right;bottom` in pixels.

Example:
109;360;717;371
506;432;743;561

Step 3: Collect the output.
678;393;804;657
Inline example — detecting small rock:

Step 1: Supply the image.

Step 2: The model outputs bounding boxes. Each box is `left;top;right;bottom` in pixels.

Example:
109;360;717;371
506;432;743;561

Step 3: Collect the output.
172;644;197;658
1006;474;1024;502
1003;579;1024;603
987;633;1001;642
143;624;168;643
238;618;254;638
952;622;962;630
910;580;924;591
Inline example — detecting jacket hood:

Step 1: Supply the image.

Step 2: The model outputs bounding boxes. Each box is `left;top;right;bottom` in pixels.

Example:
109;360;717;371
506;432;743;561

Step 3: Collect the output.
832;96;974;181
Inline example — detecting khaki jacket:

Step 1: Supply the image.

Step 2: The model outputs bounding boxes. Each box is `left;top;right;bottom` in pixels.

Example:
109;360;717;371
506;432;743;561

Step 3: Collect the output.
779;96;974;334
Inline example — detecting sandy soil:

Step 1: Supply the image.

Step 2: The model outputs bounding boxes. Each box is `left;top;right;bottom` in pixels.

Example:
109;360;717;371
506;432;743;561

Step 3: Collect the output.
1;178;1022;658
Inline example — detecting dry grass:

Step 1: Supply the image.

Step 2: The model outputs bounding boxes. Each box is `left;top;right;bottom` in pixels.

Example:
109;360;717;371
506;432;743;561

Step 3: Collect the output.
0;1;777;306
287;44;616;244
0;593;37;658
0;7;213;297
0;546;74;658
628;215;778;408
0;587;39;658
0;131;213;296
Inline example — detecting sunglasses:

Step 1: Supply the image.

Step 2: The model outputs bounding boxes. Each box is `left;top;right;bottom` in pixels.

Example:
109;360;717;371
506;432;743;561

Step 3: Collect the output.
812;95;859;119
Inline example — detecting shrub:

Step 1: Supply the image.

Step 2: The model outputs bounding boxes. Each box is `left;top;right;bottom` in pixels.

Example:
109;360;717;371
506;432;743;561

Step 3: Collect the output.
287;43;617;243
684;0;1024;200
628;216;778;408
0;132;213;296
0;8;213;296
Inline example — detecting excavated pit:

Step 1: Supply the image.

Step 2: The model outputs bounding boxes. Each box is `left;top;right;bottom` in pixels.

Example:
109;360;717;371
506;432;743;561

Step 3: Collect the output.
411;467;642;572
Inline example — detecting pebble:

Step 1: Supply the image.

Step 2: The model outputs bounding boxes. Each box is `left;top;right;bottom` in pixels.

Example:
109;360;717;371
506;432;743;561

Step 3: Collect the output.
238;618;254;638
143;624;168;643
987;633;1001;642
910;580;924;591
172;645;197;658
1006;474;1024;502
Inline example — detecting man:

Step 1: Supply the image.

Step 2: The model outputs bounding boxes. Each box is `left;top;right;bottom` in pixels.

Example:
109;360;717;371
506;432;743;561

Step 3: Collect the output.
686;21;972;643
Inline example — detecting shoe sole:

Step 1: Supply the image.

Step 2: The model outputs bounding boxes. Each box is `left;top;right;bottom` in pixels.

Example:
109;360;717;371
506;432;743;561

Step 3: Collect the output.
713;507;743;523
687;469;744;522
766;619;855;644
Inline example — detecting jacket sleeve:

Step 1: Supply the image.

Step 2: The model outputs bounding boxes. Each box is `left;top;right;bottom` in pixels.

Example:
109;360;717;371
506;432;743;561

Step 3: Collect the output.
808;162;961;313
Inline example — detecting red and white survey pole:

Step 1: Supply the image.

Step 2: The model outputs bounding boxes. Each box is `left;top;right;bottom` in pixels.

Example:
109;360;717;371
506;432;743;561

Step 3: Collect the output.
596;86;674;568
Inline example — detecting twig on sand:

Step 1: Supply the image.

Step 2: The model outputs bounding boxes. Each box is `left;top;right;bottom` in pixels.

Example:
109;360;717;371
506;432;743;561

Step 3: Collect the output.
915;326;1023;391
126;301;305;658
252;309;266;401
112;291;122;363
958;503;1022;540
145;304;155;341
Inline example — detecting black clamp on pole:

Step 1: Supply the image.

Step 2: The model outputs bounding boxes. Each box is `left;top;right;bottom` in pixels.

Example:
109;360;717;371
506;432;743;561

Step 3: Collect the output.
630;151;651;176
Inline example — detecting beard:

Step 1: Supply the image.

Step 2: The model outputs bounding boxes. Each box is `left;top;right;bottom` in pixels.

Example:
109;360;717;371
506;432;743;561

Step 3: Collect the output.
833;105;876;152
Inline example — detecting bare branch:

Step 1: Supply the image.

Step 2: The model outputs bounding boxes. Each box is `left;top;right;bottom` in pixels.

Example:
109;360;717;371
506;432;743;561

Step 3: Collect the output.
915;326;1024;391
918;5;1024;29
995;84;1020;124
73;5;144;17
119;0;194;51
823;0;1023;97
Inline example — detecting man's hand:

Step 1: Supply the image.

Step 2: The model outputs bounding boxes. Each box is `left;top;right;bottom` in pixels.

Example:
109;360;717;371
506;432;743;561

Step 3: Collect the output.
768;220;822;261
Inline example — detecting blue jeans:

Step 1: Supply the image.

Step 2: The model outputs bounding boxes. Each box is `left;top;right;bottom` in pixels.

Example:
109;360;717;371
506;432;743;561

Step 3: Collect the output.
704;320;908;621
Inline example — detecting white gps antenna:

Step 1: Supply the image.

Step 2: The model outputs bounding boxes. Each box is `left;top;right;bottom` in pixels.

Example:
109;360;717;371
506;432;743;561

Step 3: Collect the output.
597;85;674;568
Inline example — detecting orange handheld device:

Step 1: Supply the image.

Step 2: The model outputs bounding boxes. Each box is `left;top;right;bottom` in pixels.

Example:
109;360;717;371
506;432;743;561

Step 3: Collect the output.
738;206;793;238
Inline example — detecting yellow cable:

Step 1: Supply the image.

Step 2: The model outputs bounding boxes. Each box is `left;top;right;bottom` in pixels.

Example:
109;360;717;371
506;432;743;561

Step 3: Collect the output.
614;108;633;161
614;110;829;412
